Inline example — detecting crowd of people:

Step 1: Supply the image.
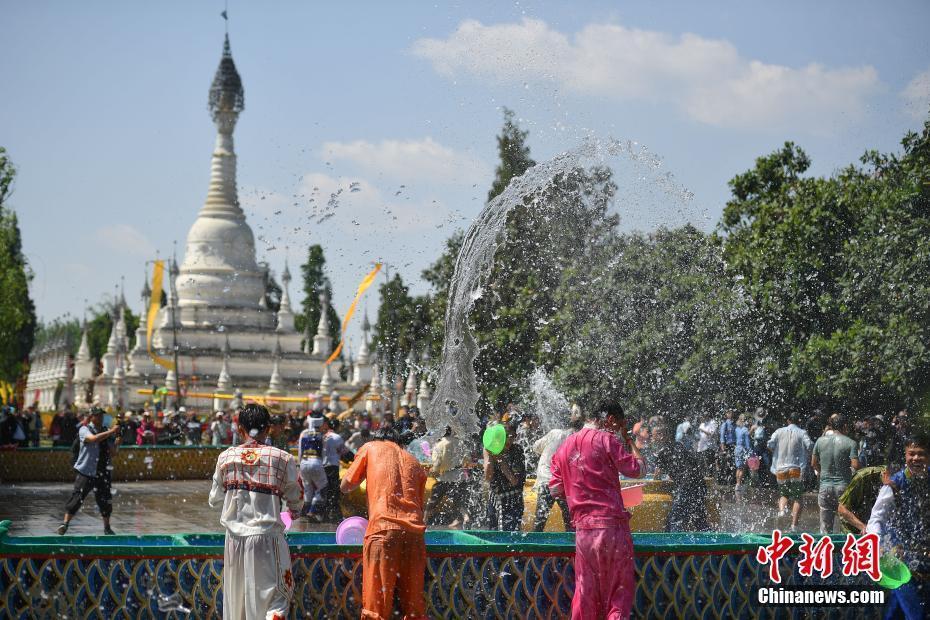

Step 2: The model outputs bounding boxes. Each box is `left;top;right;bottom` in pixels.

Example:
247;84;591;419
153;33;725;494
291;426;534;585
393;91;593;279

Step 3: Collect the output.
0;405;44;446
18;393;929;618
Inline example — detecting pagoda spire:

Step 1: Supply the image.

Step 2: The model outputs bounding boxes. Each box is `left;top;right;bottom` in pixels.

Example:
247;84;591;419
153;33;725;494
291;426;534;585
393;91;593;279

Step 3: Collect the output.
175;32;267;322
311;291;333;357
133;270;151;349
357;310;371;364
276;261;295;333
217;335;232;391
203;33;245;218
267;338;284;396
76;321;91;363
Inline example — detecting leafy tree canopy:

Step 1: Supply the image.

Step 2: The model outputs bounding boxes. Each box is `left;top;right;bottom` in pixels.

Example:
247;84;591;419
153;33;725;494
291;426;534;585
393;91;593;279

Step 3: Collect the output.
719;116;930;416
0;147;37;384
295;245;340;346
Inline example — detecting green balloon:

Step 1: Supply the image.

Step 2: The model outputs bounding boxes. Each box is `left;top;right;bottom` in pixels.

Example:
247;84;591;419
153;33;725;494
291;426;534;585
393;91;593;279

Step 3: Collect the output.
483;423;508;455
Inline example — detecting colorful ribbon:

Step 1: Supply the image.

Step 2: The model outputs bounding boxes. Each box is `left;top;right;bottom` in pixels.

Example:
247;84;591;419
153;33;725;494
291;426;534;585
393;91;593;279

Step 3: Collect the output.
146;260;176;371
325;263;382;365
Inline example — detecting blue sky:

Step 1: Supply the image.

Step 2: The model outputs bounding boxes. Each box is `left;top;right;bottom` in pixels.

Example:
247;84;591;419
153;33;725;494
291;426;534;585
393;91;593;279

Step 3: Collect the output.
2;1;928;351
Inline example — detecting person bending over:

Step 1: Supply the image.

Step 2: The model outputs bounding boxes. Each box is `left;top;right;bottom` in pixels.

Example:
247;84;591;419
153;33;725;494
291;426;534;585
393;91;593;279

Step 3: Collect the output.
341;427;429;620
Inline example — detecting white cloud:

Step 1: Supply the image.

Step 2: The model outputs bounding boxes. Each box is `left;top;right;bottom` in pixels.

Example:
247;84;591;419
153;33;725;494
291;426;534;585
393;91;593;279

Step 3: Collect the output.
412;19;881;132
901;68;930;120
95;224;156;258
320;137;489;184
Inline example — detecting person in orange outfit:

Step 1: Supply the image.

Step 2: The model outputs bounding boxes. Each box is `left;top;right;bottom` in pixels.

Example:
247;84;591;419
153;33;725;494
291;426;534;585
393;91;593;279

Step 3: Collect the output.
341;427;429;620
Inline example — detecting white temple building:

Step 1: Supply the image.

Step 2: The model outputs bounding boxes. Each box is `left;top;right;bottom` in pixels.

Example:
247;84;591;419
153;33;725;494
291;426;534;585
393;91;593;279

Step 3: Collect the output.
27;35;367;411
25;33;436;414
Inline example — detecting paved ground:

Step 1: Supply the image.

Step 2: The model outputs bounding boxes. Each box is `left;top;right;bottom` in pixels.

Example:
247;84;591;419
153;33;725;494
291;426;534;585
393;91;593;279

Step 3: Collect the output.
0;480;821;537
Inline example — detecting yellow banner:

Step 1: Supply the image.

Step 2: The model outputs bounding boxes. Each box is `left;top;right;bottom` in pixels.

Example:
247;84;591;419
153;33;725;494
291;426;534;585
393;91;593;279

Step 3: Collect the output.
325;263;382;365
147;260;176;371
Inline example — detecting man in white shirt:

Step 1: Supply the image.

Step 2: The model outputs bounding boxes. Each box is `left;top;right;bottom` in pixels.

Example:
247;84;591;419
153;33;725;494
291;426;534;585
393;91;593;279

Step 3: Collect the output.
532;414;583;531
209;404;303;620
696;416;718;467
767;412;814;531
424;426;466;526
675;419;695;449
210;411;229;447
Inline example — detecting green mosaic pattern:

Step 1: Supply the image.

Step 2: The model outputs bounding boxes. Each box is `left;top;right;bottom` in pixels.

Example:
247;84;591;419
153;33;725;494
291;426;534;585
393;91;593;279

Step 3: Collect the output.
0;524;884;619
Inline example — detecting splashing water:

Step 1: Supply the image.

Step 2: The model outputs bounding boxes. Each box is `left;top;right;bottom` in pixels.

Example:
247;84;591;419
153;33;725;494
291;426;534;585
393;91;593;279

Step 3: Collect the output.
525;368;570;433
426;137;695;437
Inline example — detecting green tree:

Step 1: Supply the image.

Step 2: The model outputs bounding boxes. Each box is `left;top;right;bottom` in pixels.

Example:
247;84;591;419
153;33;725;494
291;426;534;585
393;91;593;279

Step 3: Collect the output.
86;301;140;361
487;108;536;202
552;226;758;420
33;317;82;356
719;116;930;416
295;245;340;346
260;263;282;314
373;274;431;380
0;147;37;384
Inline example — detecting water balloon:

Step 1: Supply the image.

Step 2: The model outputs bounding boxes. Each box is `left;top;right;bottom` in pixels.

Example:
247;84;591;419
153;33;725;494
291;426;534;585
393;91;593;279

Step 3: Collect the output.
483;424;507;455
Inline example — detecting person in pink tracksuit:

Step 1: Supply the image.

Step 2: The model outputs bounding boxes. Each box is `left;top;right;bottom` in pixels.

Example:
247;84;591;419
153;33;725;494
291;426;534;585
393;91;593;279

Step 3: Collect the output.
549;401;645;620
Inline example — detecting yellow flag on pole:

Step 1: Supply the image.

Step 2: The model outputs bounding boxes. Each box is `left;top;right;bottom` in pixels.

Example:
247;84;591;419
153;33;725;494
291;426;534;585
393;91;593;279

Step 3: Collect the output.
147;260;176;371
325;263;382;365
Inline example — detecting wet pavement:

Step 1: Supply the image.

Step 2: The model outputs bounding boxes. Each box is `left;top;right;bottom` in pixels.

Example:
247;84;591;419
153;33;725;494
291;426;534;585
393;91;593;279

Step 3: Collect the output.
0;480;821;537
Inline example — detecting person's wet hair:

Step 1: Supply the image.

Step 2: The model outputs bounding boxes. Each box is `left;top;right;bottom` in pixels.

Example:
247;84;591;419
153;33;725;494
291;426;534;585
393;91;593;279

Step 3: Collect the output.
371;427;401;444
569;412;585;431
828;413;847;434
589;401;624;422
238;404;271;435
903;431;930;453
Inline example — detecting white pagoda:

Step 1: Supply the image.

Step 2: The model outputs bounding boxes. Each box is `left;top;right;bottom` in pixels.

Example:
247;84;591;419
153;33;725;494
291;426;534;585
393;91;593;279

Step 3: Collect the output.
85;34;375;410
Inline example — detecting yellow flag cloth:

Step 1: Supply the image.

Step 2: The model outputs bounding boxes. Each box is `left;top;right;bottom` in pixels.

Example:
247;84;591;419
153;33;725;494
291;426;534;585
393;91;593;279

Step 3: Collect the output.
147;260;176;371
325;263;382;365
